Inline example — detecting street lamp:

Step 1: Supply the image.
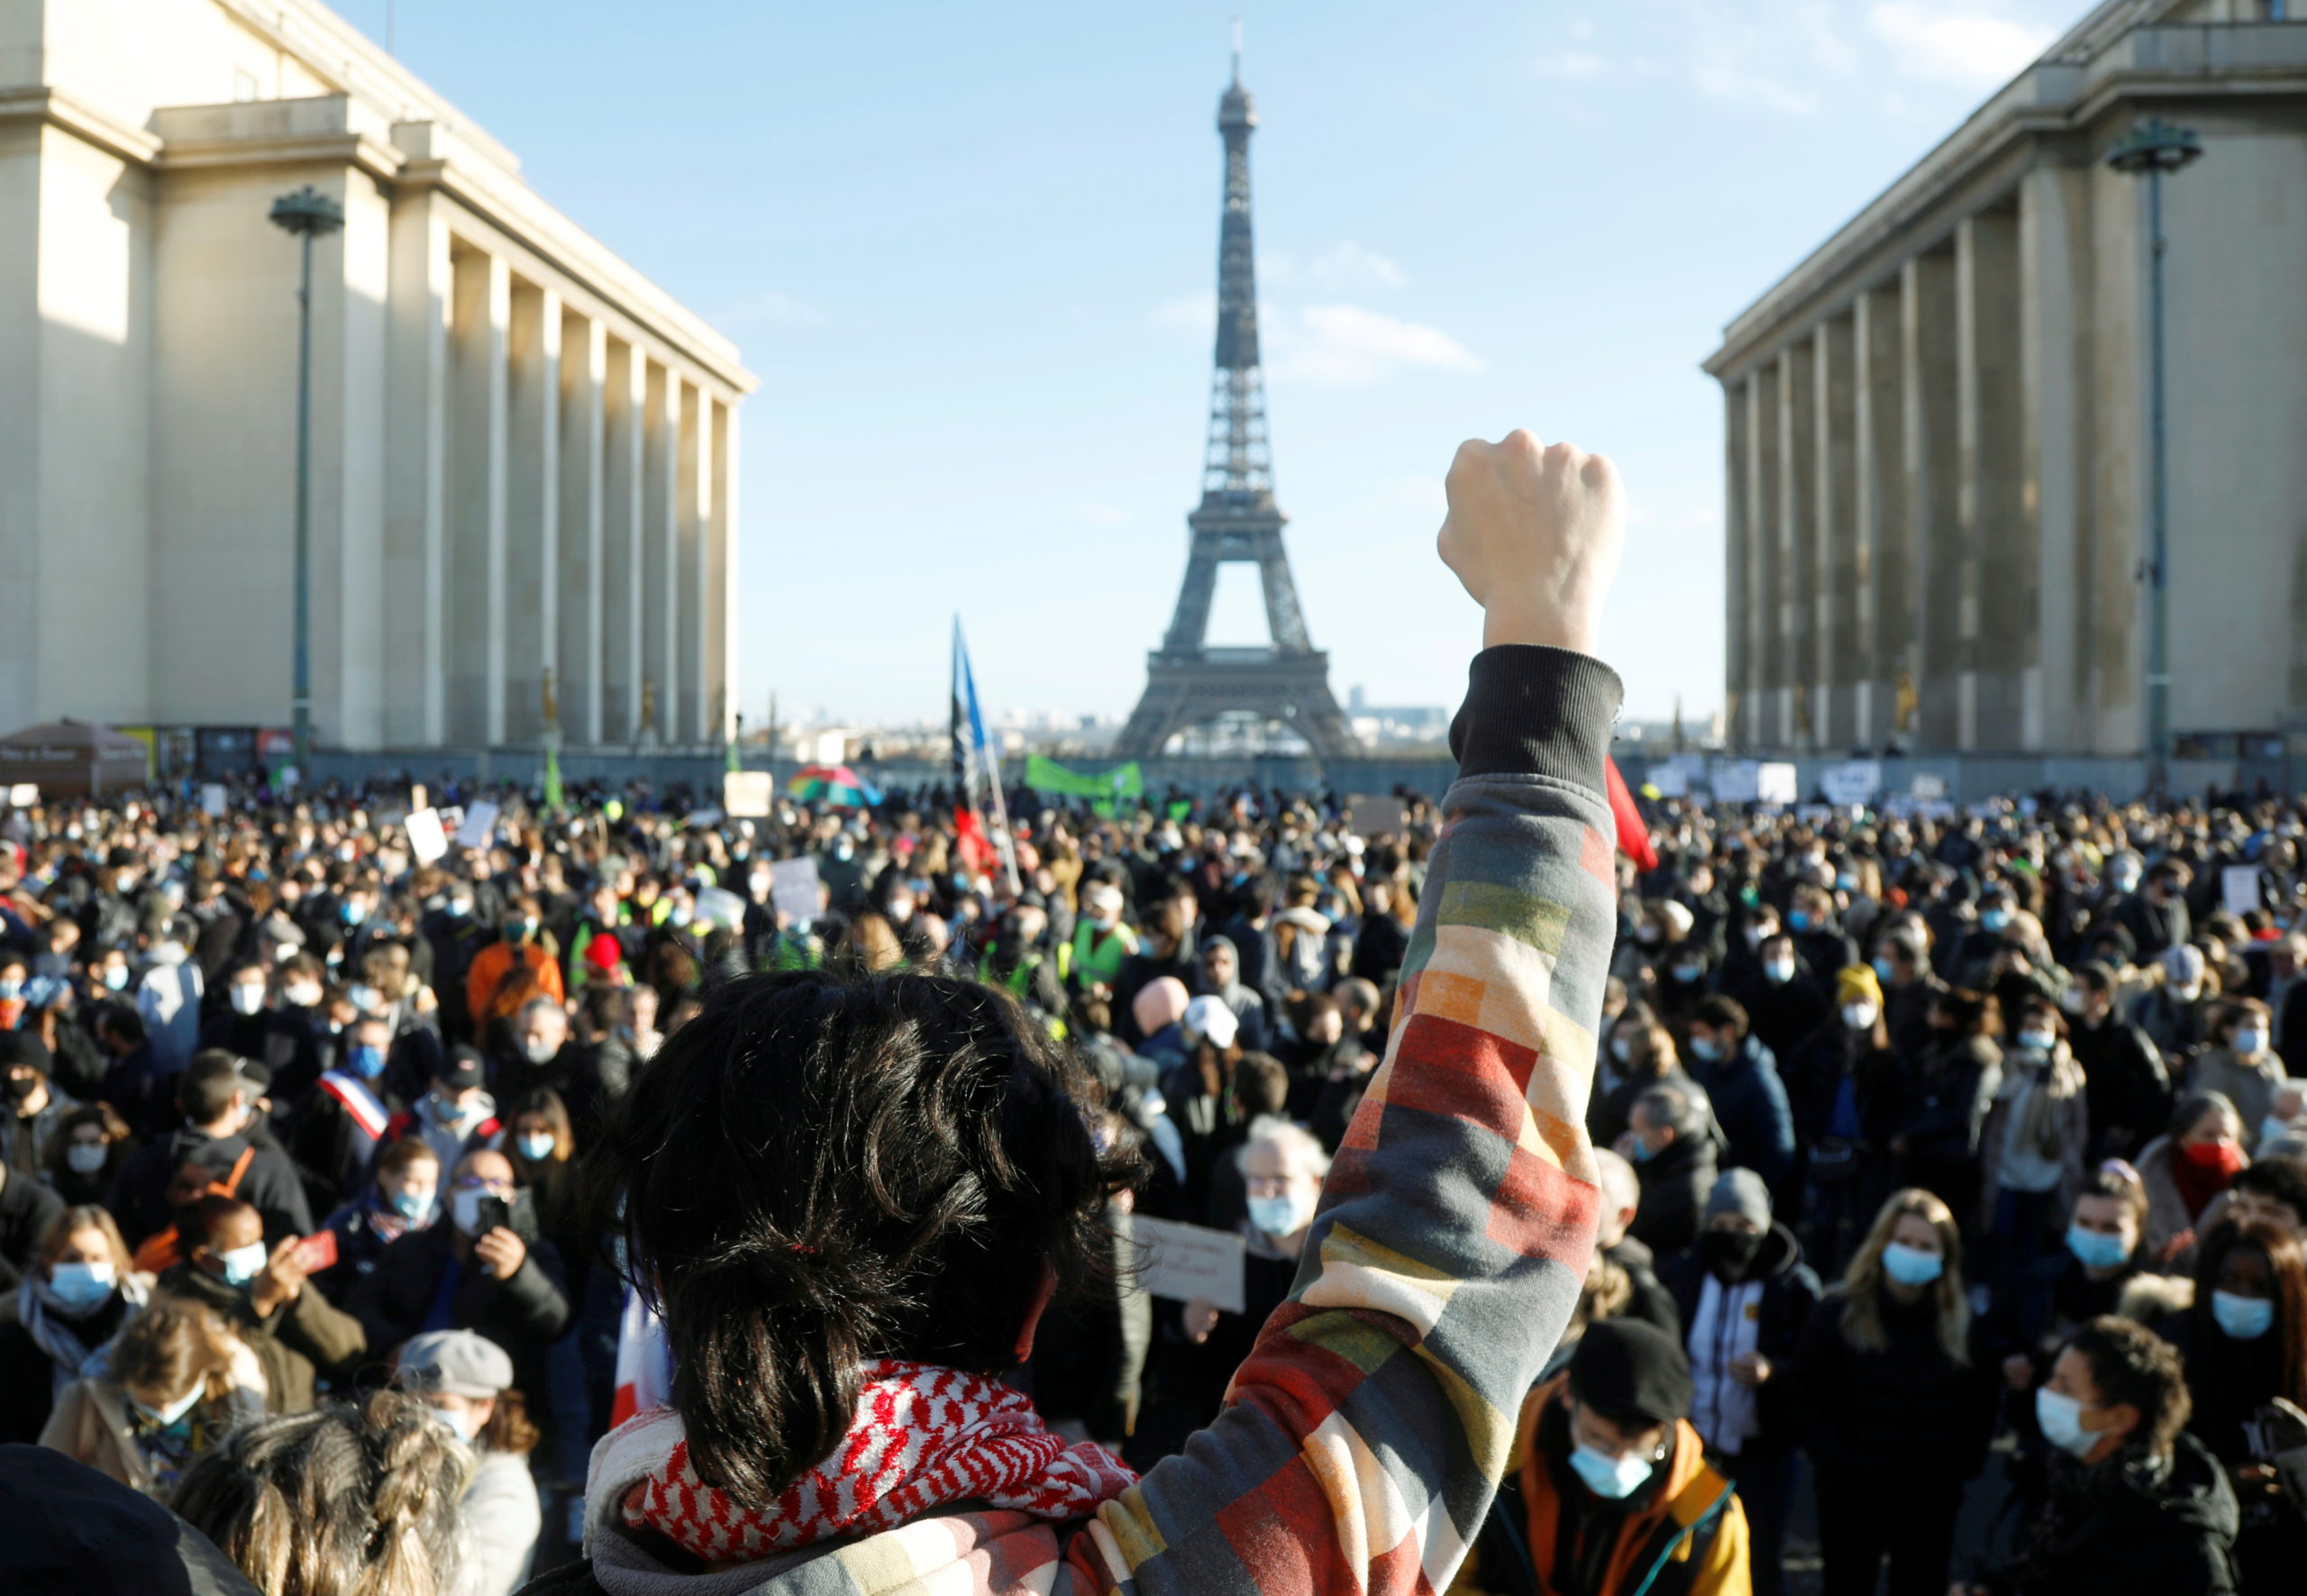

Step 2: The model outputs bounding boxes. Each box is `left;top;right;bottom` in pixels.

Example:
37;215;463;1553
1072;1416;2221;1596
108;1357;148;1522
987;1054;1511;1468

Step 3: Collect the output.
268;185;345;784
2106;115;2202;798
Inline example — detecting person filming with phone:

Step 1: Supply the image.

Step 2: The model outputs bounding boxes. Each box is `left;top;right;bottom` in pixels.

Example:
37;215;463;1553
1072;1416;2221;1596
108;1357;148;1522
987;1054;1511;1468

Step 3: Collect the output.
347;1147;570;1444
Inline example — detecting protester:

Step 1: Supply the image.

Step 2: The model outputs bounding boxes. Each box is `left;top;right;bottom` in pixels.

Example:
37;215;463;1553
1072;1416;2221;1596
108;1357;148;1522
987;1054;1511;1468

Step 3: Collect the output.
2195;999;2290;1155
156;1193;365;1414
37;1294;261;1497
1976;996;2091;1296
315;1135;441;1292
1590;1145;1680;1339
2140;1092;2250;1265
1623;1081;1719;1259
0;1147;65;1291
397;1328;544;1596
0;1204;149;1443
1683;997;1795;1199
1783;965;1899;1276
105;1050;312;1252
38;1100;133;1207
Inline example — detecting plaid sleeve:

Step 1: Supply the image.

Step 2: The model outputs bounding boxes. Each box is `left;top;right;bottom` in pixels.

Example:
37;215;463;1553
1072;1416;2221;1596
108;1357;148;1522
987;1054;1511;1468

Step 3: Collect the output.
1064;645;1621;1596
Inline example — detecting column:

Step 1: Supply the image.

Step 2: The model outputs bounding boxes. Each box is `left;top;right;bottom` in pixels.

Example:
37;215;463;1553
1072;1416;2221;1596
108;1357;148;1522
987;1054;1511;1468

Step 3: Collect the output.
708;397;737;744
1856;280;1907;749
557;313;606;745
643;363;680;743
1782;344;1817;749
1959;207;2029;751
1754;361;1783;749
684;386;714;743
1904;247;1961;752
506;280;561;744
2022;165;2089;753
602;338;644;741
384;193;451;746
1819;313;1858;750
1724;378;1751;748
446;248;509;747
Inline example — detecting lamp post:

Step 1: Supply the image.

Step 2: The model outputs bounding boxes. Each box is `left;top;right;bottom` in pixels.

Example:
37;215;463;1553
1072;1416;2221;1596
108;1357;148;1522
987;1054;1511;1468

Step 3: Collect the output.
268;185;345;783
2106;115;2202;798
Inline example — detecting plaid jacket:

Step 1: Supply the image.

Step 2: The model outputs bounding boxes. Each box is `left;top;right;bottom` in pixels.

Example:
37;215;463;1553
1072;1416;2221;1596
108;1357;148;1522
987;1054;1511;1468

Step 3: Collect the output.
534;644;1622;1596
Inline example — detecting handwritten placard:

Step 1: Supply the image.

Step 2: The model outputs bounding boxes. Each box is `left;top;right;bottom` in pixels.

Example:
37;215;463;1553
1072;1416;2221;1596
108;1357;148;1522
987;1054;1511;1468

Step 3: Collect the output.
1129;1216;1245;1313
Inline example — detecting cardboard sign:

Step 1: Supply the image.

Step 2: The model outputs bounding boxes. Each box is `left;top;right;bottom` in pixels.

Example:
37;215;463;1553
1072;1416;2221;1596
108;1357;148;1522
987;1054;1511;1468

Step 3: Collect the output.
452;799;499;850
1756;762;1800;805
1129;1216;1246;1313
1711;761;1760;804
2224;864;2264;917
199;783;228;818
4;784;34;807
1819;761;1881;806
725;770;774;818
1348;795;1404;840
405;807;450;866
695;885;747;932
1910;772;1948;800
771;856;822;925
1650;765;1689;798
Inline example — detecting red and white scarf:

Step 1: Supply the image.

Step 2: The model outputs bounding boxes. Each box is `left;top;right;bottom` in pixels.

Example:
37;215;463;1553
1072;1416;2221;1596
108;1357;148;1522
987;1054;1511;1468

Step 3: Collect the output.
611;1360;1135;1565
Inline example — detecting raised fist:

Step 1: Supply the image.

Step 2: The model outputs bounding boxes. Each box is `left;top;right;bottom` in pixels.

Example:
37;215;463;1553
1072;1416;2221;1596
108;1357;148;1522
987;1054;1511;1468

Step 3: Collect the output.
1436;430;1625;657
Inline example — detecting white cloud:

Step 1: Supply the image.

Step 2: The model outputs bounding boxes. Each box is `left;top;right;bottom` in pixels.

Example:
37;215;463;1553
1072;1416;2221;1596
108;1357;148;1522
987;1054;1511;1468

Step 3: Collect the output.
1306;242;1408;291
719;288;824;328
1271;305;1484;388
1866;3;2053;88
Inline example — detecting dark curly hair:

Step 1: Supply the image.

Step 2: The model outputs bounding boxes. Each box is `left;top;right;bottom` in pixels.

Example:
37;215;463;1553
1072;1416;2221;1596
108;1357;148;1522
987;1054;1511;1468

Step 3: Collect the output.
585;968;1132;1499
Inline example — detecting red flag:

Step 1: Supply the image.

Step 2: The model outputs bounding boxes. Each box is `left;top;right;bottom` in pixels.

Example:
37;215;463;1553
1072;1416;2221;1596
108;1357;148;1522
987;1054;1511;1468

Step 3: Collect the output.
953;807;998;878
1604;757;1658;873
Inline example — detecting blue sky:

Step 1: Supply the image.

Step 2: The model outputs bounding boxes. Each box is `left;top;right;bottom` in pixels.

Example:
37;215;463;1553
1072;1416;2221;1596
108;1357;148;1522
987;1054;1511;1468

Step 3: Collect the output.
362;0;2084;729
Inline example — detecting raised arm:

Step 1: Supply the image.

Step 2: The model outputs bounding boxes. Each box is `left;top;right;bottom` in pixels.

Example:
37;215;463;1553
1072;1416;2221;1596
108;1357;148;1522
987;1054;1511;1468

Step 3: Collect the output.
1067;432;1625;1595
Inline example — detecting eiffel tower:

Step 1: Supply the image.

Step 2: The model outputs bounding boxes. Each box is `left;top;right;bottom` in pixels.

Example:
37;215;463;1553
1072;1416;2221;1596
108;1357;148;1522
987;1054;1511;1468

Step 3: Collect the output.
1114;43;1358;763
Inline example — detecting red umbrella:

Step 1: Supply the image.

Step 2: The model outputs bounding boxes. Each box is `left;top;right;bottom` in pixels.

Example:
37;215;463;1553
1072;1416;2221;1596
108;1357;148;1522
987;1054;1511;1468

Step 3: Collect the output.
1604;757;1658;873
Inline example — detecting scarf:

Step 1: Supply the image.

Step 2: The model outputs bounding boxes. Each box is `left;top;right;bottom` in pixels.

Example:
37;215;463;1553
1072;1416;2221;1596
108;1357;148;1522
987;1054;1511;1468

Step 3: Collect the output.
617;1360;1135;1565
1999;1044;2085;1158
15;1268;149;1395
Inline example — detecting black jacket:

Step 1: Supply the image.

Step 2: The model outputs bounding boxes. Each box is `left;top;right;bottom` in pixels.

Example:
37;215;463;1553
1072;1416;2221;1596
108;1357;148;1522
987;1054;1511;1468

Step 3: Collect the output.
1628;1130;1718;1261
1690;1035;1795;1196
105;1126;314;1251
1984;1436;2238;1596
1603;1235;1682;1341
0;1164;65;1291
1659;1222;1822;1453
344;1218;570;1396
1791;1284;1998;1482
2067;1014;2172;1161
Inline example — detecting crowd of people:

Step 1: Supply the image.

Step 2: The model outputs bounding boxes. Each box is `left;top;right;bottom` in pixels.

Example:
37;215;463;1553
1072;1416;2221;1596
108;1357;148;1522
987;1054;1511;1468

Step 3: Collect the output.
0;438;2302;1596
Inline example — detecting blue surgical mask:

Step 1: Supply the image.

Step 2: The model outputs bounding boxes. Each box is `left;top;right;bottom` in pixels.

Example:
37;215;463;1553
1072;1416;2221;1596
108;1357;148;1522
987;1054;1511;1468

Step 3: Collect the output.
1690;1036;1725;1064
1246;1191;1312;1238
342;900;365;926
1981;907;2012;932
1882;1242;1944;1287
1872;956;1896;982
517;1132;556;1163
2212;1290;2275;1342
216;1241;269;1288
1568;1441;1654;1500
392;1189;435;1225
1627;1134;1658;1164
2034;1387;2100;1459
2066;1225;2129;1272
351;1044;387;1081
2231;1027;2268;1057
47;1261;116;1310
1788;911;1812;933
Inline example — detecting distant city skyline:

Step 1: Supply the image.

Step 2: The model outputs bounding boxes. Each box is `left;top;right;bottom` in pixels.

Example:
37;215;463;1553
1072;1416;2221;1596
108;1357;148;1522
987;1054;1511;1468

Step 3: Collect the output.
360;0;2082;728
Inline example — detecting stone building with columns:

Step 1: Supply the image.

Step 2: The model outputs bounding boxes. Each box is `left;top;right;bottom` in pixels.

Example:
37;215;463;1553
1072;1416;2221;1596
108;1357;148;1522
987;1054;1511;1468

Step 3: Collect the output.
1;0;752;772
1704;0;2307;784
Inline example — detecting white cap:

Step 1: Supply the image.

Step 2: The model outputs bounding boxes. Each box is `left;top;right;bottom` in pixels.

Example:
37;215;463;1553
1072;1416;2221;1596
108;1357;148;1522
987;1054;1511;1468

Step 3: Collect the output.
1183;994;1239;1050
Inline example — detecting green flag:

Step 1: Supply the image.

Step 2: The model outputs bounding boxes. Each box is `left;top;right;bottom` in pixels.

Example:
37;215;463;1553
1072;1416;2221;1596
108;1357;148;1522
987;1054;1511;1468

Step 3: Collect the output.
542;743;564;809
1025;753;1143;801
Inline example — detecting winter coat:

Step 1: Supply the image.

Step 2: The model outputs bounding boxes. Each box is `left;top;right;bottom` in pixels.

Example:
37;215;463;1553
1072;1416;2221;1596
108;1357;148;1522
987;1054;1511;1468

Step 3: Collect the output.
1976;1044;2092;1221
1658;1221;1821;1455
1983;1436;2238;1596
156;1261;367;1415
105;1126;314;1252
2137;1134;2226;1267
2067;1013;2172;1160
1790;1284;1998;1482
1628;1129;1718;1261
460;1446;543;1596
346;1220;570;1404
36;1361;264;1498
2189;1048;2288;1154
1690;1034;1795;1196
0;1163;65;1292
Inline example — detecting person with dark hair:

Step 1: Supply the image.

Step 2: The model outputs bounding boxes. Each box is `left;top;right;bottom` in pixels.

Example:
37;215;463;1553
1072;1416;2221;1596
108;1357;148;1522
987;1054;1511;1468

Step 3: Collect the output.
105;1049;313;1251
397;1328;543;1596
1723;930;1830;1064
0;1442;262;1595
39;1099;133;1208
2174;1218;2307;1589
171;1389;472;1594
2228;1154;2307;1240
1963;1317;2239;1595
543;433;1628;1593
0;1141;65;1293
1684;995;1795;1198
2;1030;78;1179
560;980;638;1145
1873;928;1947;1069
1891;989;2002;1225
282;1008;398;1218
1977;995;2092;1299
1784;965;1901;1276
1624;1081;1719;1259
1656;1169;1819;1595
1465;1318;1749;1596
2196;999;2289;1156
157;1193;365;1415
2065;960;2173;1162
314;1135;441;1293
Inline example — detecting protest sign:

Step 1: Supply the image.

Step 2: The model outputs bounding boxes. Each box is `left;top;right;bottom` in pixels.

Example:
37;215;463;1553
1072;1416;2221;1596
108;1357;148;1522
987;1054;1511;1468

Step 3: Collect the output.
404;807;450;865
1348;795;1404;839
771;856;822;925
200;783;227;818
1910;772;1948;800
725;771;774;818
453;799;499;850
1819;761;1881;806
1756;762;1799;805
1712;761;1760;804
2224;865;2264;917
1129;1216;1245;1313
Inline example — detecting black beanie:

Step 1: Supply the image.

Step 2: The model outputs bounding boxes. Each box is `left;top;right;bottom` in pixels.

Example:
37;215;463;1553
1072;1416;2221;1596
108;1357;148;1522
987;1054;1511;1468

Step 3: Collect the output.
1567;1319;1693;1427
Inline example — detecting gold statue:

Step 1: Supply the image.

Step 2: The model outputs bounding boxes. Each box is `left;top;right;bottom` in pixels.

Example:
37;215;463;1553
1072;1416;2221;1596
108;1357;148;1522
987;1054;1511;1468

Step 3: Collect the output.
542;666;559;731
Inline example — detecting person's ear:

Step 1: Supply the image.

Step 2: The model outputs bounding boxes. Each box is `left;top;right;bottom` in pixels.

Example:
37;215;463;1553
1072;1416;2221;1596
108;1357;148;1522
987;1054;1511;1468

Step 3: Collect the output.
1013;1261;1060;1366
2100;1400;2143;1447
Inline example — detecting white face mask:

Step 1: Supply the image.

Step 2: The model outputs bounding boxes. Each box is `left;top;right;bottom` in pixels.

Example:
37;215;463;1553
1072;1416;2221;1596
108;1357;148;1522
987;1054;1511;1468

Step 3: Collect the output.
132;1383;205;1427
215;1241;269;1288
1842;1001;1879;1031
229;983;266;1017
286;981;323;1008
2016;1030;2056;1053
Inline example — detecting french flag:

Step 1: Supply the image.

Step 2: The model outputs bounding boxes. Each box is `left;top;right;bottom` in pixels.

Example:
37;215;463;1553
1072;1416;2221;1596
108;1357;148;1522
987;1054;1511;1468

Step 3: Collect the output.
609;1284;674;1427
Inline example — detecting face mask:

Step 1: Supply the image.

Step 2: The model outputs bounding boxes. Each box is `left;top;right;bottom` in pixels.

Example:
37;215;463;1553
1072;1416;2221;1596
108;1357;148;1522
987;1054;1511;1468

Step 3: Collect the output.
1700;1228;1764;1281
215;1241;269;1288
447;898;472;918
833;840;854;862
3;1073;34;1103
48;1260;116;1309
2016;1030;2056;1053
2178;1139;2244;1178
392;1189;435;1225
1246;1190;1313;1238
229;983;266;1017
1568;1440;1654;1500
348;983;380;1013
2066;1225;2129;1272
1743;926;1767;950
2260;1117;2298;1152
2034;1386;2102;1459
429;1402;479;1444
1881;1241;1944;1287
1763;960;1794;985
2111;870;2142;895
286;981;322;1008
1635;923;1662;944
2060;988;2087;1015
2211;1290;2275;1341
1980;907;2012;933
350;1044;388;1081
1871;956;1896;983
67;1142;108;1175
132;1384;205;1428
1609;1035;1635;1064
2231;1027;2268;1057
1690;1036;1725;1064
1843;1001;1878;1031
1788;911;1812;933
1671;962;1702;984
451;1187;490;1236
517;1132;556;1163
0;979;19;1001
342;900;365;926
1626;1134;1658;1164
523;1035;559;1065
